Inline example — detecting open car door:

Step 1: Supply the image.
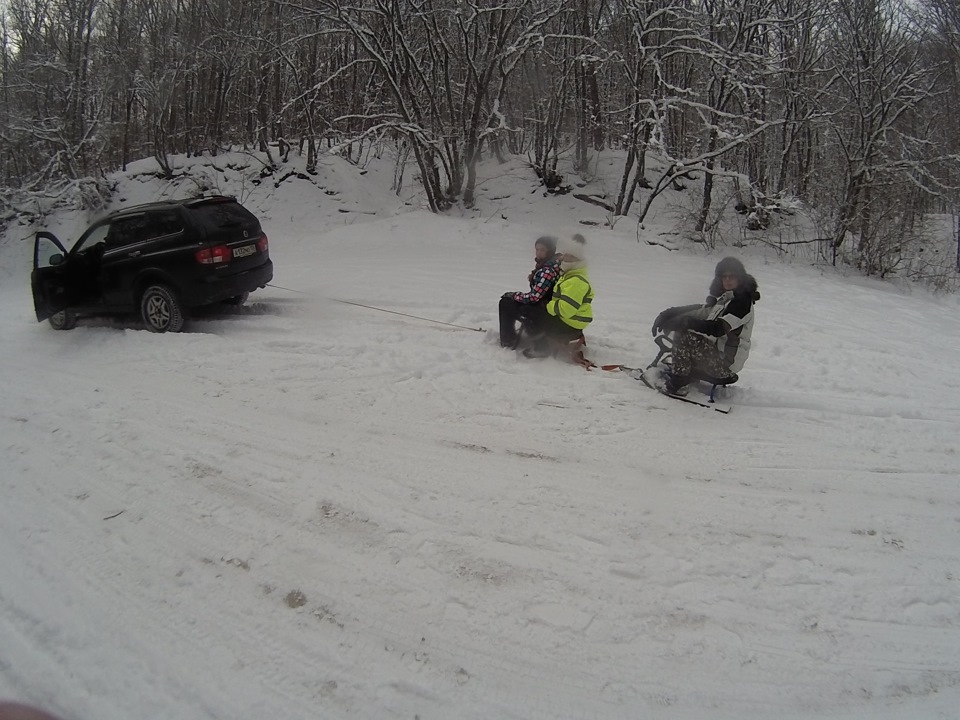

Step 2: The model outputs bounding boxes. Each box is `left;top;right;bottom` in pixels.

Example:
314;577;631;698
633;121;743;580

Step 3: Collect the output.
31;232;78;321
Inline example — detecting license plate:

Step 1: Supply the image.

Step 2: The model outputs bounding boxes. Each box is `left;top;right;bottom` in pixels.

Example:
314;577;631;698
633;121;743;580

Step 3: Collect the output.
233;244;256;258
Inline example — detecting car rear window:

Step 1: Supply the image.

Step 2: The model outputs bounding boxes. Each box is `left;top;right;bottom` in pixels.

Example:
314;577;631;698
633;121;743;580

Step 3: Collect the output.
191;202;258;229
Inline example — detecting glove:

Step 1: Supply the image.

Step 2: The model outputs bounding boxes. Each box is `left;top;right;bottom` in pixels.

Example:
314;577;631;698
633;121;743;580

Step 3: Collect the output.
502;292;516;300
685;317;726;337
651;308;677;336
661;315;691;334
652;304;704;336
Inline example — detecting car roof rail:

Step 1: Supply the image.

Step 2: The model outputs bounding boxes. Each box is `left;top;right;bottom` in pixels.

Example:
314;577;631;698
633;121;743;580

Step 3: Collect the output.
184;195;238;207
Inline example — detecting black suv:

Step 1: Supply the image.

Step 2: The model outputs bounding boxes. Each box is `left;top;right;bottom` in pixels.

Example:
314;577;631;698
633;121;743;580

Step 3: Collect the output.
31;196;273;332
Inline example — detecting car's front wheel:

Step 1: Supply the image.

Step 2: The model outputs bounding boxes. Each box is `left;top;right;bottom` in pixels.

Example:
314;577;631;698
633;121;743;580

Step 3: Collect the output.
140;285;185;333
49;309;77;330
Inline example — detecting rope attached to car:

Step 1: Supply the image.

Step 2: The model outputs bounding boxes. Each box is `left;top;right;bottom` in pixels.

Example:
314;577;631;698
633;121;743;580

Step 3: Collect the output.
265;283;485;333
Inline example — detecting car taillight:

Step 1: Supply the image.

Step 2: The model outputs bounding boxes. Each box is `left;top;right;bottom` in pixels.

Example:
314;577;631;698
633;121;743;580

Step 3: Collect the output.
257;235;269;253
195;245;231;264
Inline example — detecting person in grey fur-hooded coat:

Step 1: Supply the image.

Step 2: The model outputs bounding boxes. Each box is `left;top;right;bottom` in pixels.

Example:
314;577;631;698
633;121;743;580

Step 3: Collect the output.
651;257;760;394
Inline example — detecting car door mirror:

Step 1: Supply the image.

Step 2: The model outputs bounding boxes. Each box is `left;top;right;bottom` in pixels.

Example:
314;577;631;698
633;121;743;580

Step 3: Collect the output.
49;253;65;266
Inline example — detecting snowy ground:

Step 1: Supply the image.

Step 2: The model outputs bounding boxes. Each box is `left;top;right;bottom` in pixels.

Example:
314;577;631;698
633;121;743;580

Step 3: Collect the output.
2;153;960;720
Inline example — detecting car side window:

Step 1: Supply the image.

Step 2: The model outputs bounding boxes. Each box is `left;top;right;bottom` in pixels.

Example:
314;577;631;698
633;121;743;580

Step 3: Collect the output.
107;215;151;249
72;223;110;254
146;210;185;239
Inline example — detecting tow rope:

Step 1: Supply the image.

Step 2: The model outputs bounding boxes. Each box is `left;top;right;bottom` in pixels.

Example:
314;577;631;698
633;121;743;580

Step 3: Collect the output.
266;283;485;333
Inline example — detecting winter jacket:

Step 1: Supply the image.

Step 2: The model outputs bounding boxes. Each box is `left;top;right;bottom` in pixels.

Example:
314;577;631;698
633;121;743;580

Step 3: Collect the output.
682;274;759;373
511;256;561;304
547;266;594;330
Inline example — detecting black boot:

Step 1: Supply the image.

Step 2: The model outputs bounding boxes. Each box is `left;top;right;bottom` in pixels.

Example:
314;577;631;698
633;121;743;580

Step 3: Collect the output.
664;372;691;396
499;296;521;348
522;336;550;358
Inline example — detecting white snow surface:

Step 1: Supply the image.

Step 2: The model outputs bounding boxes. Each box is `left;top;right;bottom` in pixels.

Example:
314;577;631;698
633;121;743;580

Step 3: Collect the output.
2;153;960;720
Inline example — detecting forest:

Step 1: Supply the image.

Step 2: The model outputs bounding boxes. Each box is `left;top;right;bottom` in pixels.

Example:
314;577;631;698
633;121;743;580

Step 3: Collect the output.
2;0;959;279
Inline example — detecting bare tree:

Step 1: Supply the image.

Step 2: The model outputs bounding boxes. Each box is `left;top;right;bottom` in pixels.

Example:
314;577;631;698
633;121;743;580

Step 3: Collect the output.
0;0;956;286
820;0;946;274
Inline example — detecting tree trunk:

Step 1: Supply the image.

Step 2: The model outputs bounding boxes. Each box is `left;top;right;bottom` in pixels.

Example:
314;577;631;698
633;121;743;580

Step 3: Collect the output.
621;126;651;216
695;128;719;233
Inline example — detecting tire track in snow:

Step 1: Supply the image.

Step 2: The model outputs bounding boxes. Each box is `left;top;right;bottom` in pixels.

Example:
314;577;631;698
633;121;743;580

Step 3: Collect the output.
2;358;681;719
5;273;960;719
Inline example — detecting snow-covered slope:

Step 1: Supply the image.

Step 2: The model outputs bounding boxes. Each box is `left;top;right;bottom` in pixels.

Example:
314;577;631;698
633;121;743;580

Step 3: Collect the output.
1;154;959;720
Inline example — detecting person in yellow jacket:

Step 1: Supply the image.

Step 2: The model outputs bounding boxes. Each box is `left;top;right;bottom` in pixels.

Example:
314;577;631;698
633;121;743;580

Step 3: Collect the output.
523;234;594;359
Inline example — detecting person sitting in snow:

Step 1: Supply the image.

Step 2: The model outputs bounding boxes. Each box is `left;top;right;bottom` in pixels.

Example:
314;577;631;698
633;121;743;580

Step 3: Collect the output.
522;233;595;363
649;257;759;394
499;235;562;348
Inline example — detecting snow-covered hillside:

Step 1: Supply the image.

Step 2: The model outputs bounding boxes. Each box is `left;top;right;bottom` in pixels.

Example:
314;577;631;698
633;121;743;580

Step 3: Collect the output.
1;153;959;720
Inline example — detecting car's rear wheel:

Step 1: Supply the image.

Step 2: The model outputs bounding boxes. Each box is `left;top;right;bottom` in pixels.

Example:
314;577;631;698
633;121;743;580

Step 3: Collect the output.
141;285;185;333
223;291;249;306
49;309;77;330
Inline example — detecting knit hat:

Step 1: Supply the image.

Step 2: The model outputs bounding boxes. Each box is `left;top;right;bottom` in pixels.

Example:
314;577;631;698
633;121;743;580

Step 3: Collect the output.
558;233;588;260
714;256;747;279
534;235;558;255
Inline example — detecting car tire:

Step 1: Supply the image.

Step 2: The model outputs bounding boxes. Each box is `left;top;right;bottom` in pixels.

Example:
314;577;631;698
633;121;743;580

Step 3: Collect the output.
223;291;249;306
49;309;77;330
141;285;185;333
